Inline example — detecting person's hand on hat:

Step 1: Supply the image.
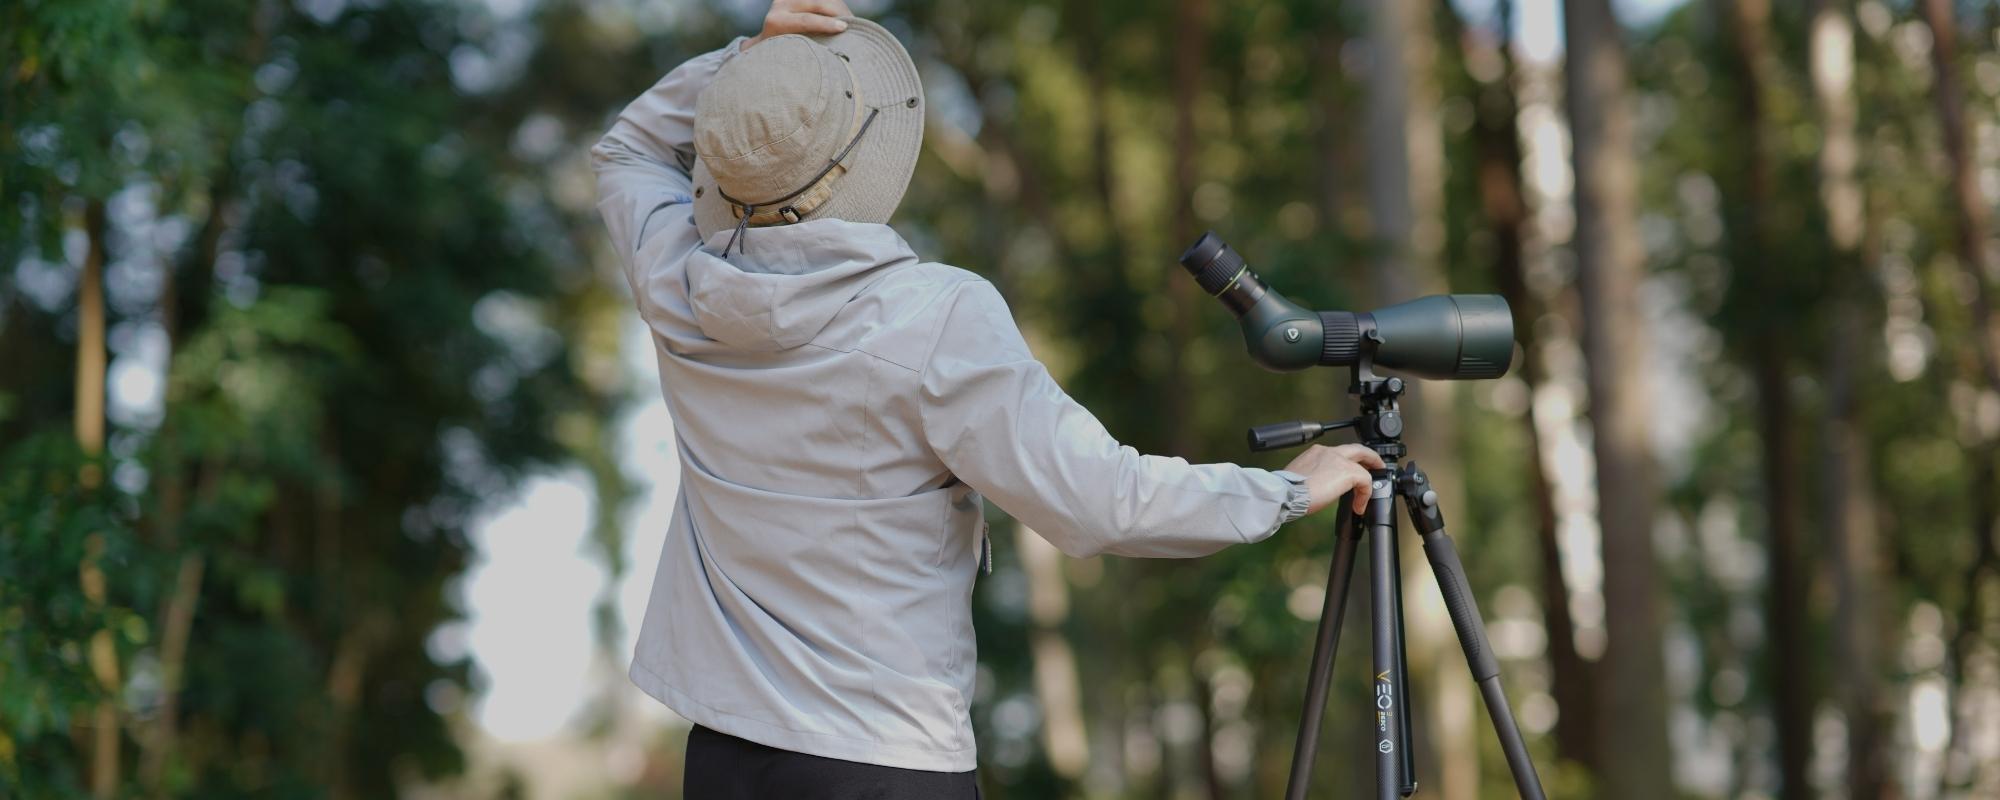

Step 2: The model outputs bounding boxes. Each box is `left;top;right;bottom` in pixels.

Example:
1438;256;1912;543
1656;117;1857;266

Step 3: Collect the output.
745;0;855;50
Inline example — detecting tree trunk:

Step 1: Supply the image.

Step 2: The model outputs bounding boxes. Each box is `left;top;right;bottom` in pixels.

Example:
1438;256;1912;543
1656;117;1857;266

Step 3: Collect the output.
324;611;387;800
1717;1;1814;795
1823;269;1897;800
1190;650;1224;800
75;198;108;467
1312;18;1380;800
139;161;235;794
1167;6;1215;792
1074;0;1130;277
1807;3;1898;797
1560;2;1674;796
1919;2;2000;791
1364;0;1445;303
140;556;203;793
1940;459;1998;794
1448;0;1601;772
73;198;121;800
1166;0;1208;460
1019;525;1090;779
1753;342;1812;799
1919;0;2000;392
1313;11;1352;242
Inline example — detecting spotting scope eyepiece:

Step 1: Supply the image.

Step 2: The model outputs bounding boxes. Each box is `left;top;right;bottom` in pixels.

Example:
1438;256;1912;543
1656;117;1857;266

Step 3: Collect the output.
1178;231;1515;380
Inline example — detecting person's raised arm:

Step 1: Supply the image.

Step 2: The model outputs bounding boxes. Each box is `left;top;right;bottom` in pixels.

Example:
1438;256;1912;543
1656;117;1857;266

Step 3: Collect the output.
918;280;1381;559
591;0;854;264
591;44;734;265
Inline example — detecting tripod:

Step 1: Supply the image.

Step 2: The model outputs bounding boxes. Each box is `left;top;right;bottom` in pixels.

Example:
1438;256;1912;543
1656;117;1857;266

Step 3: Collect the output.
1259;362;1548;800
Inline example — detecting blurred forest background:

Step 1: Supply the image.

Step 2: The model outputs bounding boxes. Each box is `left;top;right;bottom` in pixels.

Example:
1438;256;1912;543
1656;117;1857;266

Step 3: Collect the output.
7;0;2000;798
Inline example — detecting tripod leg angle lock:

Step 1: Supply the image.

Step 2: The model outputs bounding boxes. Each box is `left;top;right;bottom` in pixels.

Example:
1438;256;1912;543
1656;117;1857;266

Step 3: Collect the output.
1271;369;1548;800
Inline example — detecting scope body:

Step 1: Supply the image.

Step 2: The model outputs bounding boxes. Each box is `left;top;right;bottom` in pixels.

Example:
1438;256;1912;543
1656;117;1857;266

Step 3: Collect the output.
1179;233;1514;380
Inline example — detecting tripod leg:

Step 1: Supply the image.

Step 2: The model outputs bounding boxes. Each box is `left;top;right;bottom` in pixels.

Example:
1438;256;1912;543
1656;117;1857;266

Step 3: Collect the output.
1365;472;1403;800
1389;510;1417;797
1398;463;1548;800
1283;499;1364;800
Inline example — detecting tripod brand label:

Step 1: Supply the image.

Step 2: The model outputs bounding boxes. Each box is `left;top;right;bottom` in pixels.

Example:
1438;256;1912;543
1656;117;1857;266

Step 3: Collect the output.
1375;670;1393;746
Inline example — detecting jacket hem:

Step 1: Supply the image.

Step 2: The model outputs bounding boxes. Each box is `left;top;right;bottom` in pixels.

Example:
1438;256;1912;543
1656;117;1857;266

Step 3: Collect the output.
629;660;978;773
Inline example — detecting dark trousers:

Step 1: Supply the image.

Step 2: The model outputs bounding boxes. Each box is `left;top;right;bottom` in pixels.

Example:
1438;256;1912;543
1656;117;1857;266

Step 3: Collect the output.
683;724;981;799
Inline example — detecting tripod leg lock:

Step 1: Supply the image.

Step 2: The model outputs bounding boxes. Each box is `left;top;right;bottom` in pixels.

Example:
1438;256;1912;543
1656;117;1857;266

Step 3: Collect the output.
1395;461;1446;533
1396;461;1500;681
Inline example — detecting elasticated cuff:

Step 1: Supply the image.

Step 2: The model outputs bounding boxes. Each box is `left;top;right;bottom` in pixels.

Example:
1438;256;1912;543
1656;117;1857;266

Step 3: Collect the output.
1272;469;1313;524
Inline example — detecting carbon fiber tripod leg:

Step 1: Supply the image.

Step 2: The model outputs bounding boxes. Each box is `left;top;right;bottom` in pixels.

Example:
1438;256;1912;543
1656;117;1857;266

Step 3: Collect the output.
1282;499;1363;800
1397;462;1548;800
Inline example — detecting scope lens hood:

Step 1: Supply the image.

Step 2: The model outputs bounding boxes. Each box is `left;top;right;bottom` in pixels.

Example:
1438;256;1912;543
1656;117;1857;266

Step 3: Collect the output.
1368;295;1515;379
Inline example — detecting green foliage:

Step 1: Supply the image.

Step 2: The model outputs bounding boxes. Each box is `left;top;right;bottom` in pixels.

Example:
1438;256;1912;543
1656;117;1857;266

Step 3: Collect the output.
0;435;141;797
2;0;623;796
8;0;2000;797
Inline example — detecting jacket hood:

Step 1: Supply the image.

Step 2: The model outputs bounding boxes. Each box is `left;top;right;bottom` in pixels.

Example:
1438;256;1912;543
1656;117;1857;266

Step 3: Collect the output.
681;220;918;351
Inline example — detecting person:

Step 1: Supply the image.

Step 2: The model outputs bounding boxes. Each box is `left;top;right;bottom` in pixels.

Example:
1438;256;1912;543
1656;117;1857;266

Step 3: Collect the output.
590;2;1385;797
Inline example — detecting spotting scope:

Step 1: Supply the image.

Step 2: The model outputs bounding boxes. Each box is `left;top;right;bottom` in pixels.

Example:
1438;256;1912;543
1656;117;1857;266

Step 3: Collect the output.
1178;232;1515;380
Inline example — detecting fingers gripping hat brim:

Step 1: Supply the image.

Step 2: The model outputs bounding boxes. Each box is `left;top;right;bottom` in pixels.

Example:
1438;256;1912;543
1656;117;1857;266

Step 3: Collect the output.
692;18;924;242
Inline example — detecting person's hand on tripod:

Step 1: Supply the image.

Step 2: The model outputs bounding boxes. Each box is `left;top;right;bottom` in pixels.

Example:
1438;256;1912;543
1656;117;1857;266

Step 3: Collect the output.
1281;444;1385;515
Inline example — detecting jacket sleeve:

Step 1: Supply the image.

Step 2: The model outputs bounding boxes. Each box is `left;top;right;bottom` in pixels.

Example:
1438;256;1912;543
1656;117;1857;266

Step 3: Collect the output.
918;280;1311;559
590;40;744;285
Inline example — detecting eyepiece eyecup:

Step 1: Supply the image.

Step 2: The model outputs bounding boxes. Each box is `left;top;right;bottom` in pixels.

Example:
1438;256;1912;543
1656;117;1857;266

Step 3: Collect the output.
1180;232;1247;296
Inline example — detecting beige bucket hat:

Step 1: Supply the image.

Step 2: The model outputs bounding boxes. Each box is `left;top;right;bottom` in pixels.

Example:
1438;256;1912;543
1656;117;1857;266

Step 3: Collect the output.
690;18;924;251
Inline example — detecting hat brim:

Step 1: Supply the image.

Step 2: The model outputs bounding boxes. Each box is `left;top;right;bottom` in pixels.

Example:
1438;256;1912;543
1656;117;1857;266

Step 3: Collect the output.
692;18;924;243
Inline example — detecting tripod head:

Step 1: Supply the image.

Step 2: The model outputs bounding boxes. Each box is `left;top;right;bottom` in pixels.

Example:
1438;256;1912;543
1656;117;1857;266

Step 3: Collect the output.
1246;357;1410;460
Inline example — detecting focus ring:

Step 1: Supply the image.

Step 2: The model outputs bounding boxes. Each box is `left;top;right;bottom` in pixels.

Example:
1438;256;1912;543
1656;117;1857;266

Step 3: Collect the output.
1319;311;1361;366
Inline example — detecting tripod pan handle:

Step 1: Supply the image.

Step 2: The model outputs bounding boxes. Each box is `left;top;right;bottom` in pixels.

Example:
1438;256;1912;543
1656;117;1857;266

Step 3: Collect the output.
1247;420;1324;451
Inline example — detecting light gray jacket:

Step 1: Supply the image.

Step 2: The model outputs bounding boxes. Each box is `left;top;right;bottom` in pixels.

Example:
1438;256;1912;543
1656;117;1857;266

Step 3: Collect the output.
592;42;1309;772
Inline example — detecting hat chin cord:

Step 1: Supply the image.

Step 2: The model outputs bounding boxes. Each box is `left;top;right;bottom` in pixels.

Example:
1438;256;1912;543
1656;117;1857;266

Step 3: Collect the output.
717;106;882;257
